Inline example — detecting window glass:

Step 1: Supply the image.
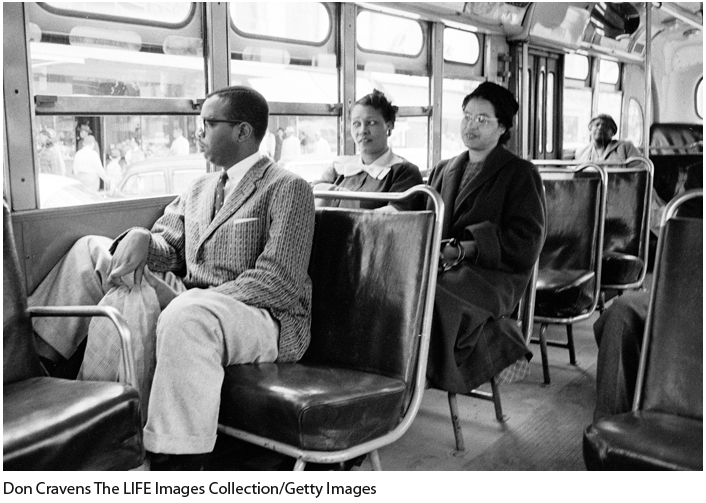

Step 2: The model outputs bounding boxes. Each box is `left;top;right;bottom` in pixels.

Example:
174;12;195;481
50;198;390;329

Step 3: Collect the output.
597;91;623;135
443;28;480;65
546;72;555;154
357;10;424;56
267;116;338;182
356;73;429;107
33;115;207;207
230;2;330;44
565;54;589;81
626;98;643;147
121;172;167;197
28;6;204;98
538;71;545;154
389;117;429;172
562;87;592;152
600;60;620;85
173;169;204;194
229;3;336;104
697;77;703;119
441;79;481;161
44;2;193;24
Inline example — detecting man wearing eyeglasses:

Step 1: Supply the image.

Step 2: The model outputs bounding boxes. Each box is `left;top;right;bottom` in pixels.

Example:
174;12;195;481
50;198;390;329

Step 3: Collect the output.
29;86;315;470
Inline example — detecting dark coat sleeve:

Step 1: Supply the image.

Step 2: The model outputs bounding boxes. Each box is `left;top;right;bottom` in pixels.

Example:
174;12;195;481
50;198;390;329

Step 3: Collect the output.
467;160;545;272
388;162;425;211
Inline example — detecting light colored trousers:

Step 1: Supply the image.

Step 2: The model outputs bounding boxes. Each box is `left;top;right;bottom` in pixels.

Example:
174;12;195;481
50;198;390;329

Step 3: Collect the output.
29;235;280;454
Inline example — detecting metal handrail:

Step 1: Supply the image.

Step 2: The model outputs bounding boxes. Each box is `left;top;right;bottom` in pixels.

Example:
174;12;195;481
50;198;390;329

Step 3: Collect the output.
632;188;703;410
27;305;137;391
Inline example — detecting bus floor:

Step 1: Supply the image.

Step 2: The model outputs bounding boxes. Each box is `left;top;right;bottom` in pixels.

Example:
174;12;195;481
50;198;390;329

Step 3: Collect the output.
198;309;604;471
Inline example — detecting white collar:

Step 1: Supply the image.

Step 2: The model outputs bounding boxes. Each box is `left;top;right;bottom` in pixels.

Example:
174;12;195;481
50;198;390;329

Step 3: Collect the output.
222;152;262;197
332;148;404;179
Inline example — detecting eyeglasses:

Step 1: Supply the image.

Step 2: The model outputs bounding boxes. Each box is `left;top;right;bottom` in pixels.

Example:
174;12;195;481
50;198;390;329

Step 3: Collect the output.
196;117;244;137
462;113;500;127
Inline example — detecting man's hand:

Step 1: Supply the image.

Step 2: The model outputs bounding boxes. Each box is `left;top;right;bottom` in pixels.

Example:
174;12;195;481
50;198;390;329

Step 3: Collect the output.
143;267;179;310
108;228;151;286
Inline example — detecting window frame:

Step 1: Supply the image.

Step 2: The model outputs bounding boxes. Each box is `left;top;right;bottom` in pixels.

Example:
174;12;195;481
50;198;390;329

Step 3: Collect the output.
696;77;703;119
355;8;426;59
38;1;196;29
229;1;333;47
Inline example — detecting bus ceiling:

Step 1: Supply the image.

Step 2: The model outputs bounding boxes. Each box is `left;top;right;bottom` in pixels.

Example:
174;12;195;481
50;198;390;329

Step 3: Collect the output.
392;2;701;62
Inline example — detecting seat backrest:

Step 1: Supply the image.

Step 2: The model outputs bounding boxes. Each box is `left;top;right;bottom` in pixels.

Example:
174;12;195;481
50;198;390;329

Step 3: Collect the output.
637;190;703;420
303;208;434;385
603;162;651;258
3;201;43;385
649;123;703;154
538;166;606;272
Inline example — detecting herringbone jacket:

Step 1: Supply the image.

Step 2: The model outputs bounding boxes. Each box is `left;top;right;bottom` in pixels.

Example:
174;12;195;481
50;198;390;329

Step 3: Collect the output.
144;156;315;362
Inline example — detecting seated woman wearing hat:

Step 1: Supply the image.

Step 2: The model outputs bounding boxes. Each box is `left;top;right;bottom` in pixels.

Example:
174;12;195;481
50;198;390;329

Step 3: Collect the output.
575;114;641;161
426;82;546;393
313;89;424;211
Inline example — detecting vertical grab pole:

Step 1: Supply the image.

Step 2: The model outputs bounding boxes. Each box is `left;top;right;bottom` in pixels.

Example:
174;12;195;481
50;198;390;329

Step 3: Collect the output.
643;3;652;158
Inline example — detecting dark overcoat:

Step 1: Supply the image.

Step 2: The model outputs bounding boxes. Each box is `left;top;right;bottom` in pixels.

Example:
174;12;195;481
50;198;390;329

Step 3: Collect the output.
426;145;546;392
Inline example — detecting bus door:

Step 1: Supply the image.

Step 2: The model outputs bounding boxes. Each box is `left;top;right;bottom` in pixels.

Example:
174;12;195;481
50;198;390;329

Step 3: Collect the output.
527;49;561;160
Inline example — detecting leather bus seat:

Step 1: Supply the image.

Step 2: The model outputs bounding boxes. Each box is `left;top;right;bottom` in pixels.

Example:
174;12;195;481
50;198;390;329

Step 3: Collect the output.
218;187;441;470
598;160;653;309
649;123;703;205
3;201;144;471
583;190;703;470
532;166;607;384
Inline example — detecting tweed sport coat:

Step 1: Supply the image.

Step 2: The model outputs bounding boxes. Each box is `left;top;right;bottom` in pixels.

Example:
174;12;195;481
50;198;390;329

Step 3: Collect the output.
131;156;315;362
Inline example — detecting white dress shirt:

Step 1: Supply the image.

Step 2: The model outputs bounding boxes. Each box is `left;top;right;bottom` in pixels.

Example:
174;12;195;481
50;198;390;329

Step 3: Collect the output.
222;152;262;202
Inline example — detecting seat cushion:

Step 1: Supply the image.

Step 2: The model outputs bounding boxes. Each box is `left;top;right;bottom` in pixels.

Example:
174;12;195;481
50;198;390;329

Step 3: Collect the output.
535;269;596;318
3;377;144;470
220;363;407;451
601;252;644;287
583;411;703;471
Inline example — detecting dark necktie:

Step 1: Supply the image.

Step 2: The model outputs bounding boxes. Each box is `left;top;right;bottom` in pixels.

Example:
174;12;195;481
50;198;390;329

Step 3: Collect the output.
213;170;228;219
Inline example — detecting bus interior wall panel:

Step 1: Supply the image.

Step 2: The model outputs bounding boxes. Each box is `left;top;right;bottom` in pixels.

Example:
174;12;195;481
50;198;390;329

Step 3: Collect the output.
15;198;172;295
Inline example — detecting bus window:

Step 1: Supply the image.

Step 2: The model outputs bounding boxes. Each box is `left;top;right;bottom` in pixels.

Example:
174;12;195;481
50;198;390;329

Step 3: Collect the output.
598;61;623;135
33;115;205;208
626;98;643;147
231;2;330;43
565;54;589;80
229;3;337;104
121;171;167;197
563;88;592;153
267;116;338;182
357;10;423;56
356;8;429;107
546;72;555;154
563;54;592;155
43;2;193;25
27;3;204;99
697;77;703;119
443;28;480;65
441;79;481;160
389;117;429;172
600;60;620;85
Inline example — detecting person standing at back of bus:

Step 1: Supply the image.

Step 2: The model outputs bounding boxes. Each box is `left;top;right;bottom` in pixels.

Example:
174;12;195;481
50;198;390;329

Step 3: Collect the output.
574;114;640;162
29;85;315;470
312;89;424;211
